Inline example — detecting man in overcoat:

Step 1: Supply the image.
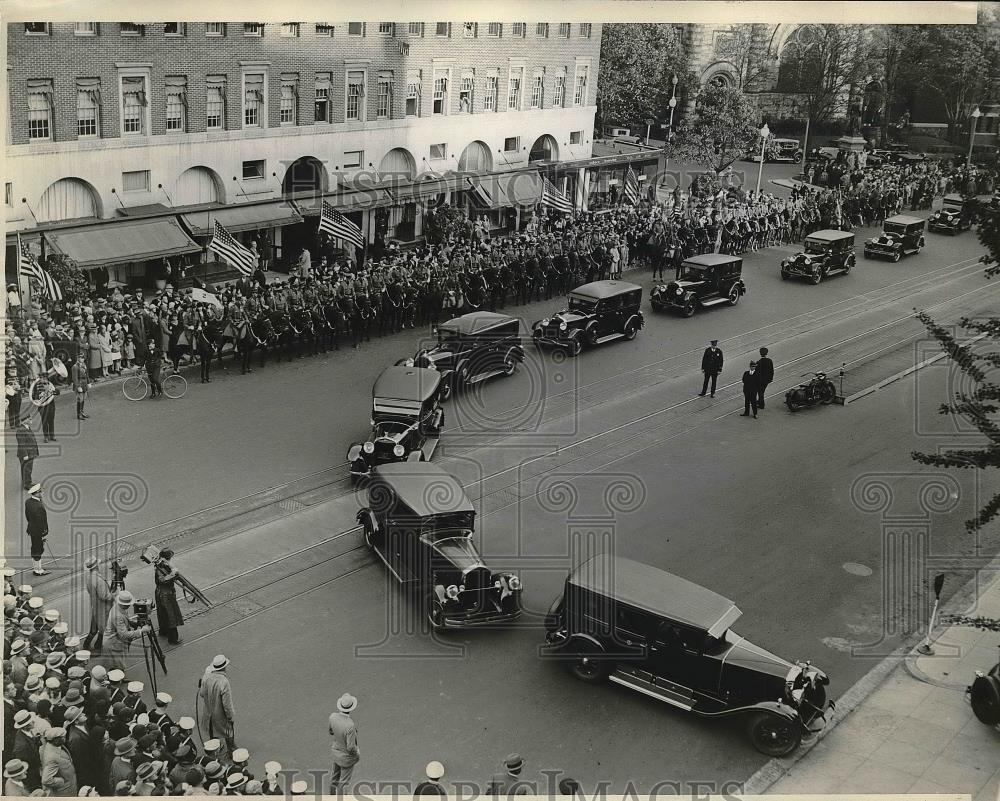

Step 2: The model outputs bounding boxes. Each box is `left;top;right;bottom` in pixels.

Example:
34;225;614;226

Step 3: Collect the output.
198;655;236;757
698;339;724;397
103;591;151;672
83;557;113;653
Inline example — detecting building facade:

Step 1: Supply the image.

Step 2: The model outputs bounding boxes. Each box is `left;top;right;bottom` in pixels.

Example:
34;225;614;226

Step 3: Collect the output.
6;21;601;284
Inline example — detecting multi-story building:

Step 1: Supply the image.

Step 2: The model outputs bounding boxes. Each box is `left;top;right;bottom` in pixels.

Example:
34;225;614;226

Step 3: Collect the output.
5;21;602;284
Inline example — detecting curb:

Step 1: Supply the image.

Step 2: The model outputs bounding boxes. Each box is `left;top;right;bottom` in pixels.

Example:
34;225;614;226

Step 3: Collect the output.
742;550;1000;794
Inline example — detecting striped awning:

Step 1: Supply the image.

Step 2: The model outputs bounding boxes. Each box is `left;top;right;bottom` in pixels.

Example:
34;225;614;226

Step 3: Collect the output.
181;201;303;237
44;217;201;269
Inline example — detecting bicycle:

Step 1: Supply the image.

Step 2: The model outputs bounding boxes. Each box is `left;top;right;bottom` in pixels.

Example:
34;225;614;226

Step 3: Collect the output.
122;363;188;401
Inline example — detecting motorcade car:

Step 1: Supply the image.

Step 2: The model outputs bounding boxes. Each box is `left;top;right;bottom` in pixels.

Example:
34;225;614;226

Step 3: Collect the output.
781;230;855;283
397;311;524;398
356;462;522;629
543;554;834;756
347;366;445;480
531;280;644;357
755;138;803;163
652;253;746;317
808;141;841;161
863;215;926;261
928;195;974;234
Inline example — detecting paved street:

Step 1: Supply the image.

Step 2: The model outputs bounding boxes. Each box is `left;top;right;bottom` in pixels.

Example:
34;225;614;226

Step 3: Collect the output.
6;179;1000;790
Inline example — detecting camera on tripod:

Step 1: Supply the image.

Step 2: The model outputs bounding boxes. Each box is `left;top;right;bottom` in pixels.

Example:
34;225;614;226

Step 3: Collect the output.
132;598;154;621
110;559;129;591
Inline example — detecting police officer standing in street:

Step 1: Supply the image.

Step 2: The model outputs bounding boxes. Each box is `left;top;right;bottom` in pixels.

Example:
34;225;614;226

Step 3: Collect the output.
15;416;38;491
698;340;724;398
25;483;49;577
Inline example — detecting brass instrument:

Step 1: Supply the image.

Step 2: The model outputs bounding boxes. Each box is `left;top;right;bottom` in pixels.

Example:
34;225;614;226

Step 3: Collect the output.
28;358;67;407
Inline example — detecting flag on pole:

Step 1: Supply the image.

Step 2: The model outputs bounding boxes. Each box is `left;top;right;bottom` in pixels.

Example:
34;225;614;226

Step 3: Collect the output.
623;166;641;205
17;233;63;301
318;201;365;249
209;220;255;276
540;177;574;214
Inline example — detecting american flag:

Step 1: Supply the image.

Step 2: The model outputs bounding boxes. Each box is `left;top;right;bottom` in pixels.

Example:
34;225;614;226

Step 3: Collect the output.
17;233;63;301
540;177;574;214
623;166;641;205
209;220;256;276
318;201;365;249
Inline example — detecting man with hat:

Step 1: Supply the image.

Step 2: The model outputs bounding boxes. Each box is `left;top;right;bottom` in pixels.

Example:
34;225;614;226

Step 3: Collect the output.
8;639;29;686
741;359;761;418
175;715;197;751
11;711;41;790
698;339;724;398
182;765;206;795
3;759;30;797
64;705;98;789
168;740;199;787
414;761;446;797
229;747;253;780
110;737;137;786
198;655;236;756
71;351;90;421
104;591;152;672
86;665;109;713
148;691;175;733
486;753;530;796
15;415;38;492
40;726;77;796
198;739;222;770
328;693;360;792
261;761;284;795
24;484;50;577
125;680;148;717
226;772;248;794
83;556;113;653
203;760;227;792
132;759;162;795
153;548;184;644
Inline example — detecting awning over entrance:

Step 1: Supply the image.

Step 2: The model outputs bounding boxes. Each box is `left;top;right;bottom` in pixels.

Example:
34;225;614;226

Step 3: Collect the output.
180;200;303;237
44;217;201;269
389;176;467;204
467;171;543;208
294;188;394;216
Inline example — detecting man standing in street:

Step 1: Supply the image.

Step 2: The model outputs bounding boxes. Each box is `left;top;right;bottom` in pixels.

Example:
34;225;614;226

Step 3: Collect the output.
756;347;774;409
198;655;236;757
82;557;113;653
15;416;38;491
25;484;49;577
104;591;151;672
698;340;724;397
486;753;530;796
71;353;90;421
741;361;761;418
153;549;184;645
328;693;360;793
39;726;77;797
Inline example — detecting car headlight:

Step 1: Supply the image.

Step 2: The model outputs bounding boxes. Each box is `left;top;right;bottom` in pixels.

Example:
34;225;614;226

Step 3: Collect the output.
541;318;550;327
363;442;374;454
803;256;811;265
445;584;460;600
508;575;521;591
781;259;788;267
370;418;376;427
559;321;567;331
393;444;405;457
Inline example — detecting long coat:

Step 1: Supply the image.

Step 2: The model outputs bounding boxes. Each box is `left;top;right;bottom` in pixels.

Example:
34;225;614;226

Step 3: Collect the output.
85;568;114;634
104;602;145;671
328;711;359;768
198;669;235;743
25;496;47;538
65;725;98;789
40;741;78;796
154;561;184;630
701;346;724;375
12;730;41;790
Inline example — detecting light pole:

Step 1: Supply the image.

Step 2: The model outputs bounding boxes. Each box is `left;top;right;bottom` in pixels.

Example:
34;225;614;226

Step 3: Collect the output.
967;107;982;169
645;118;654;146
755;123;770;194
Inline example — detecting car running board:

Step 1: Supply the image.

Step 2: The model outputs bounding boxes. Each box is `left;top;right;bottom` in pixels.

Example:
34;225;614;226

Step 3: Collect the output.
700;297;730;307
465;368;508;384
609;669;695;710
594;333;625;345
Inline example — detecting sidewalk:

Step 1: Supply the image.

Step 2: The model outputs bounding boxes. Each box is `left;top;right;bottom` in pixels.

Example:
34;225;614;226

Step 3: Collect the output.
753;567;1000;797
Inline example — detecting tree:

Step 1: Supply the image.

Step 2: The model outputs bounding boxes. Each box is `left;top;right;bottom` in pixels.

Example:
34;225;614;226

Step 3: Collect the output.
597;24;692;131
867;26;930;144
713;24;781;91
40;253;89;303
671;84;761;174
910;311;1000;533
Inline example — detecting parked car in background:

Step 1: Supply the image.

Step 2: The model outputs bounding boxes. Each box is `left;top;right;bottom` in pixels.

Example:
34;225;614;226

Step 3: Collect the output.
532;280;644;357
781;230;856;283
928;195;974;235
863;215;926;261
544;554;834;756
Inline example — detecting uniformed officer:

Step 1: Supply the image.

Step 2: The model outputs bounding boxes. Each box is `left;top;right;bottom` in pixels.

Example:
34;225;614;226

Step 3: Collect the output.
699;339;724;397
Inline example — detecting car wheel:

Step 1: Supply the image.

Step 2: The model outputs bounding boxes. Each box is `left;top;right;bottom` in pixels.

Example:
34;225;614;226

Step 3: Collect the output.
892;249;901;263
363;520;374;549
586;326;599;346
503;356;517;376
780;270;790;280
681;299;696;318
623;321;638;340
428;597;446;631
843;257;854;275
819;380;837;404
970;674;1000;725
727;285;740;306
917;238;925;252
456;362;471;386
785;389;804;411
810;271;822;285
568;651;612;684
439;380;453;402
747;712;802;757
567;338;583;357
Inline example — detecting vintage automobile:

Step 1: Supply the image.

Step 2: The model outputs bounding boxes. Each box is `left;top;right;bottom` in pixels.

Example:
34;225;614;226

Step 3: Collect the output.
356;462;522;629
928;195;974;235
863;215;926;261
397;311;524;398
531;280;644;357
346;366;444;480
653;253;746;317
808;141;841;161
755;138;803;163
544;554;834;756
781;229;855;283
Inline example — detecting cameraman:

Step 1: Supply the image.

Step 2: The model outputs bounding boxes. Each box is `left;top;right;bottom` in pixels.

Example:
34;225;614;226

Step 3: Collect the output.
104;590;152;672
153;549;184;645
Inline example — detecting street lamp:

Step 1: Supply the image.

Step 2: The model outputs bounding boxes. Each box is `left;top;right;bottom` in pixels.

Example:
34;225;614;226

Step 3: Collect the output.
645;118;654;146
755;123;770;194
967;107;983;169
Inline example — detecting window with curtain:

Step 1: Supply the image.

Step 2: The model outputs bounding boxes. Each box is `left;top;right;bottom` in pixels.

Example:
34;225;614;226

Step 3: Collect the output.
408;22;424;35
75;23;98;36
558;23;570;38
579;23;592;38
508;72;522;110
206;78;226;129
27;82;53;140
378;23;394;35
206;22;225;36
315;75;331;123
279;81;297;125
433;71;448;115
536;23;549;37
281;23;300;37
76;80;100;138
121;76;147;135
574;66;589;106
377;76;393;119
511;23;525;37
165;77;187;132
405;71;420;116
553;73;566;108
244;73;264;127
484;76;498;112
531;74;544;109
459;74;474;113
346;71;365;121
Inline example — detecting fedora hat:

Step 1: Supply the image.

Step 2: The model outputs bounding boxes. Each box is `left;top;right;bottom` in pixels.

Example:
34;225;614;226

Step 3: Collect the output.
210;654;229;671
12;710;33;730
114;737;136;756
336;693;358;713
4;759;28;780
